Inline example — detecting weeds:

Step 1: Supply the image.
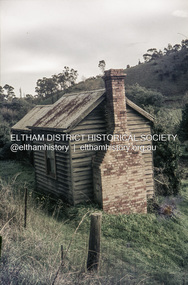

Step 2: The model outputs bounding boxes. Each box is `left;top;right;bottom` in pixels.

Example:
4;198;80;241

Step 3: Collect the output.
0;160;188;284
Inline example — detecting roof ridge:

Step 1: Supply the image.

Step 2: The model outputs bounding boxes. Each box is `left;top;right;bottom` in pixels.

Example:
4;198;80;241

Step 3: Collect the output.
63;88;105;97
35;104;52;107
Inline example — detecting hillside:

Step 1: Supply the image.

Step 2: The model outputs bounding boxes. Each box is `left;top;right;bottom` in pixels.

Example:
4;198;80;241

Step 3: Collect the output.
56;48;188;107
0;160;188;284
29;42;187;108
1;43;187;149
1;43;188;285
125;48;188;101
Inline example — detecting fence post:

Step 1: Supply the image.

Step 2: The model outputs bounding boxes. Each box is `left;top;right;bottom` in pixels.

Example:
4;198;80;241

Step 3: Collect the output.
87;212;102;272
0;236;2;258
61;245;64;267
24;188;28;228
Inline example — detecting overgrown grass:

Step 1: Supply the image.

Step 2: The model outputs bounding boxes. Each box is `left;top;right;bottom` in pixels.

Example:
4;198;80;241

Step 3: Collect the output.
0;160;188;284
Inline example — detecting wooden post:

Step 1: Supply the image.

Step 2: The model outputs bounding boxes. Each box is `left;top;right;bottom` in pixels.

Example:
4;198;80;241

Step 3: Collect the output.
61;245;64;267
87;212;102;272
0;236;2;258
24;188;28;228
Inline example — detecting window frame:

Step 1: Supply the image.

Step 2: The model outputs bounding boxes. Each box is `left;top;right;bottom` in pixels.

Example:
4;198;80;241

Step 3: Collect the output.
44;142;57;179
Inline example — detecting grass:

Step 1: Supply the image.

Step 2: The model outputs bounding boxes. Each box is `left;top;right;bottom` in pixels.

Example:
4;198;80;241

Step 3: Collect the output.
125;48;188;102
0;160;188;284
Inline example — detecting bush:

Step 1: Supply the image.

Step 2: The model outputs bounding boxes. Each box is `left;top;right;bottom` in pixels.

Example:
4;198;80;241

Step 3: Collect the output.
153;122;182;196
0;122;10;147
126;83;164;107
1;99;34;124
178;103;188;142
143;106;182;196
0;143;16;160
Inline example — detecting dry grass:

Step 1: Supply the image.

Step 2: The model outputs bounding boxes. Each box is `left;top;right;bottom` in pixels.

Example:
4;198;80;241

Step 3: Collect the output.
0;161;188;284
0;174;115;285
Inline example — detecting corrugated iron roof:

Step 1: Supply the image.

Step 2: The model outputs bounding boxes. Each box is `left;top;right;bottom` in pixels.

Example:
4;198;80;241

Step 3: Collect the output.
12;88;154;133
11;105;52;131
31;89;106;131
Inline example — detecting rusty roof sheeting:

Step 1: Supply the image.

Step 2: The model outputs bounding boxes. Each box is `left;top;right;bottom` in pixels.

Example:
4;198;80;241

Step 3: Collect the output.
31;89;106;130
11;105;52;131
12;89;154;133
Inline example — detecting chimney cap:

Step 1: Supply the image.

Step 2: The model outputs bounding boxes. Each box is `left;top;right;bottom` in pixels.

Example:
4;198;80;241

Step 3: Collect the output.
104;69;126;78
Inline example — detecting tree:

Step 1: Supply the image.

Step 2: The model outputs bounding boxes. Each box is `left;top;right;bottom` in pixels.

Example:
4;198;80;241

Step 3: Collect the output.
19;87;22;98
152;115;181;196
3;84;15;101
0;121;10;147
25;94;36;103
0;86;5;102
151;49;163;60
56;66;78;91
164;43;173;55
144;48;163;61
173;44;181;52
178;104;188;141
181;39;188;49
35;67;78;101
98;60;106;74
143;53;152;62
35;77;58;102
147;48;158;54
126;84;164;107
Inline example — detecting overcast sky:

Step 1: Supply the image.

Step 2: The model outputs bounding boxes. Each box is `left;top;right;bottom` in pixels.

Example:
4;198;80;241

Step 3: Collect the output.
0;0;188;96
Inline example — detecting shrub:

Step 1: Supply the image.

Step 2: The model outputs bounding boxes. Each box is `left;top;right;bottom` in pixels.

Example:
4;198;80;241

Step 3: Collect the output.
126;83;164;107
1;107;18;124
0;122;10;147
178;103;188;142
153;122;182;196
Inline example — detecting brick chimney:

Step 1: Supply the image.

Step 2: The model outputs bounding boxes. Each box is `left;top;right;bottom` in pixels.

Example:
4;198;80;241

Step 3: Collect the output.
103;69;127;133
93;69;147;214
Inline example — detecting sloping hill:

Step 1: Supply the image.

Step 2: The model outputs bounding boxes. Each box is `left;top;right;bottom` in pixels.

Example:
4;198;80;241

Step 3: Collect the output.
125;48;188;100
69;48;188;106
40;47;188;107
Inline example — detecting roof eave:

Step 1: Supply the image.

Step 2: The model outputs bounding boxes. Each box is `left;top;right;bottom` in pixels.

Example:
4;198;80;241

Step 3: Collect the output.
126;98;154;122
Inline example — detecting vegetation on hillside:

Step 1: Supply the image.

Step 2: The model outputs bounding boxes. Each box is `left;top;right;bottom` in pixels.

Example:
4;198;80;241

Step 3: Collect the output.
125;84;164;108
0;160;188;284
35;66;78;103
142;40;188;63
152;120;181;196
125;45;188;100
0;39;188;284
178;103;188;142
0;87;37;148
0;40;186;195
0;67;78;148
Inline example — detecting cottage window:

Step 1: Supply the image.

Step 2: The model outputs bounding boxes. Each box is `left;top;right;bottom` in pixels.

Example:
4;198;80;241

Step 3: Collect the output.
45;144;56;178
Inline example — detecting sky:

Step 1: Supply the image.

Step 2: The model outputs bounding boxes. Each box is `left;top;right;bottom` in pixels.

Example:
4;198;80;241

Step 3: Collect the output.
0;0;188;96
